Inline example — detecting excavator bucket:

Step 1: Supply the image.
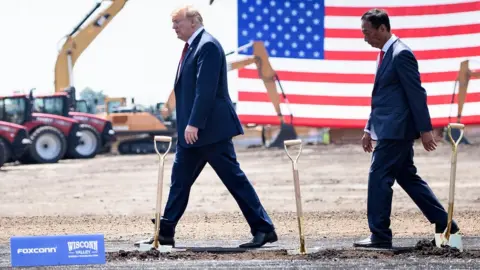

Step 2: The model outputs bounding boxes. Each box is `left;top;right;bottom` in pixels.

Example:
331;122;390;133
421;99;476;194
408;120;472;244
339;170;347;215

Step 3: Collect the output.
248;42;297;148
262;123;298;148
443;60;479;145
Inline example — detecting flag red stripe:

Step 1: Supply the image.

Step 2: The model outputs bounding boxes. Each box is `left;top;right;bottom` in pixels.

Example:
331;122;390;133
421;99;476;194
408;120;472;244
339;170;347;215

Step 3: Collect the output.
324;46;480;61
238;92;480;106
238;115;480;128
325;1;480;16
325;24;480;38
239;69;465;84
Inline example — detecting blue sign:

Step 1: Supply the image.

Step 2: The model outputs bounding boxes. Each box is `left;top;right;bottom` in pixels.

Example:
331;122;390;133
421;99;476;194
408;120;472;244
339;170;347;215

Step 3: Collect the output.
10;234;105;267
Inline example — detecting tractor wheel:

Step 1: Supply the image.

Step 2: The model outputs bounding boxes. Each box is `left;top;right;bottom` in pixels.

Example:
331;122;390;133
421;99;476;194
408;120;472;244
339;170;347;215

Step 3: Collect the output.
68;124;100;159
0;139;6;168
28;126;67;164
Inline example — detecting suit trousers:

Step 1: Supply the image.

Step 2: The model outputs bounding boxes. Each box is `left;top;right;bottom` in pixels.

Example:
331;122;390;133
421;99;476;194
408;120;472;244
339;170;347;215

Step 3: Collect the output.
368;139;449;241
159;138;275;237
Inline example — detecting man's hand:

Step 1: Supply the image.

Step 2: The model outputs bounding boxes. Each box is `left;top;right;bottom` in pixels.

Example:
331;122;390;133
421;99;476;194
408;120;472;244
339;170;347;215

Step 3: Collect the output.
421;131;437;152
185;125;198;144
362;132;373;153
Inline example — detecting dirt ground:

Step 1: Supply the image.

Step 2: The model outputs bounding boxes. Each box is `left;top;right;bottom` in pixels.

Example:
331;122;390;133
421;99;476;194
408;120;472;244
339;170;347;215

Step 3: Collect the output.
1;138;479;247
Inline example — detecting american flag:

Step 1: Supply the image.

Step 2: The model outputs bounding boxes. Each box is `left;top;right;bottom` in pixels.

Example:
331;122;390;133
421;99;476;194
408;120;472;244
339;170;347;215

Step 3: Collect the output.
233;0;480;128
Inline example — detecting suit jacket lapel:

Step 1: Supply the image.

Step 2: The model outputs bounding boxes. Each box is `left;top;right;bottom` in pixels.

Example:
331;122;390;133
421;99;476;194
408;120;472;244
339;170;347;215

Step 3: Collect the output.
175;30;205;86
374;50;391;85
373;39;398;87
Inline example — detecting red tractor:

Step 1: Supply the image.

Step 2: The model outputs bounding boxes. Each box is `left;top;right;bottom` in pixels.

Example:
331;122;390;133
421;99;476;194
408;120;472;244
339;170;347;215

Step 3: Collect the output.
32;87;116;156
0;120;31;168
0;91;84;163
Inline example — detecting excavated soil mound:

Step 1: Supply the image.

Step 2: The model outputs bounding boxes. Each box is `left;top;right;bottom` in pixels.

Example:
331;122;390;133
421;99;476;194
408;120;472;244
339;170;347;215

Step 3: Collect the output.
106;248;290;261
412;239;480;258
106;239;480;262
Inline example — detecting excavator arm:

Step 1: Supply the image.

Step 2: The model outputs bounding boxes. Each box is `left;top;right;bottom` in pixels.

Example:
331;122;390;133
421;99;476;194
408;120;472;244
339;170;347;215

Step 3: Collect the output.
456;59;480;122
54;0;128;92
160;41;285;123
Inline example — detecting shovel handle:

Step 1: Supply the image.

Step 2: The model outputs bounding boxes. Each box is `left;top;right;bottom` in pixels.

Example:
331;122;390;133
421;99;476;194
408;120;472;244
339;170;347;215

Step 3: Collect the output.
284;139;303;167
154;136;173;158
447;123;465;148
284;139;302;146
444;123;464;241
153;136;170;249
154;136;172;143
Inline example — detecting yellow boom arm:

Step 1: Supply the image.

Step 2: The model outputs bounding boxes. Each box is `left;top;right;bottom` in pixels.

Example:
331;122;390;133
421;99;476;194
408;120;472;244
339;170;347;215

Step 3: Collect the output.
54;0;128;92
161;41;285;123
456;59;480;122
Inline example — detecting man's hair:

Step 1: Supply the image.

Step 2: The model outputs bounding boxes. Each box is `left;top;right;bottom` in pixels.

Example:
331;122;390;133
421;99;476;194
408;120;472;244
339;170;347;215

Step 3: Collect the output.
171;5;204;26
361;8;390;32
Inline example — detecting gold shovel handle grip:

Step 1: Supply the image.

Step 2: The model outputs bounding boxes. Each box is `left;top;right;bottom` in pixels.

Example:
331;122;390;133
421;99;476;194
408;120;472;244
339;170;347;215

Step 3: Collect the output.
154;136;172;143
284;139;302;146
284;139;303;165
447;123;465;147
154;136;173;157
448;123;465;130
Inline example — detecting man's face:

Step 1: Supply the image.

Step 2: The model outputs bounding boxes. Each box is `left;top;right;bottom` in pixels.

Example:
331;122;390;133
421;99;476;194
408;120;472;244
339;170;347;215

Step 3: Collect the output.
172;11;195;42
361;20;386;49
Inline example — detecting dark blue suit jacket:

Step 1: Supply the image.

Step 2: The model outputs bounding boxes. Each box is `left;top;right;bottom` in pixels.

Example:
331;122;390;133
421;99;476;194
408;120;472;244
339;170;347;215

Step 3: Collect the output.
174;29;244;148
365;39;433;141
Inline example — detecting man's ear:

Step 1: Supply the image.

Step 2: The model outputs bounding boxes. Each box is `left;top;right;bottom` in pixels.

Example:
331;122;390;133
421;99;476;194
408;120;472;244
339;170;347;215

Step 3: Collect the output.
379;24;387;33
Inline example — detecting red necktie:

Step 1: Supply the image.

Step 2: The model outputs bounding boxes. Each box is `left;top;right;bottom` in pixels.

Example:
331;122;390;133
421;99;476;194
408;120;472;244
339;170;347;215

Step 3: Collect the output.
176;43;189;79
179;43;189;65
378;50;385;69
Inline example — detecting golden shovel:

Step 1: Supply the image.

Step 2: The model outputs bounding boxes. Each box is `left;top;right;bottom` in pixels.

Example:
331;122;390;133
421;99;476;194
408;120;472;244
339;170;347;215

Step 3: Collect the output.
284;139;306;255
153;136;173;249
434;123;465;251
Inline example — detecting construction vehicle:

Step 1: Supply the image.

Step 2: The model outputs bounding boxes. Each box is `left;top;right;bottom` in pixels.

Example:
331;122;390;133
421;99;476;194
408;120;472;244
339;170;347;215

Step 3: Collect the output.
32;0;126;156
33;88;114;158
0;120;31;168
0;91;82;164
94;96;176;154
445;59;480;144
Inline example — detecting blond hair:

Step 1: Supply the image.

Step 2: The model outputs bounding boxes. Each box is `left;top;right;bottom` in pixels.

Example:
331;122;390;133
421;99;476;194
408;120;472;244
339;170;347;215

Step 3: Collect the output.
171;5;204;26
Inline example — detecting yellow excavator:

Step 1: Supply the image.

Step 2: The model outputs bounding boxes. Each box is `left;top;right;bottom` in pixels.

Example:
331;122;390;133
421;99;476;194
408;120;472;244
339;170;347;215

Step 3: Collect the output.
445;59;480;144
94;96;177;154
31;0;130;156
54;0;128;93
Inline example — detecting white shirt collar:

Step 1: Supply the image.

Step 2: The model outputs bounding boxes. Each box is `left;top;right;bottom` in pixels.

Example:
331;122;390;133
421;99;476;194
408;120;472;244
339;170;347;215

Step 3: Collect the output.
381;34;398;53
187;26;204;45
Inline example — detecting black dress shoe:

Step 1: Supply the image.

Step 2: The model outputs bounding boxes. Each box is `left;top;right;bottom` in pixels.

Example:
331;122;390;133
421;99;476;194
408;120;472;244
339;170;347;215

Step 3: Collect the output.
353;237;392;249
435;222;460;234
239;231;278;248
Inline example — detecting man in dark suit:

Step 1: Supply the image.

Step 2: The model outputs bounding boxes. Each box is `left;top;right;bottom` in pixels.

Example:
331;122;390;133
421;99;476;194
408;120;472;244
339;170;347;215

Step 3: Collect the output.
135;5;277;249
353;9;460;248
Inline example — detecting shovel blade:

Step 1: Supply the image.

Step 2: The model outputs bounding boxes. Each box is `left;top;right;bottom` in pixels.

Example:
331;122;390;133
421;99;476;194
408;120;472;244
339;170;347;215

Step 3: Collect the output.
434;233;463;252
138;243;173;253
